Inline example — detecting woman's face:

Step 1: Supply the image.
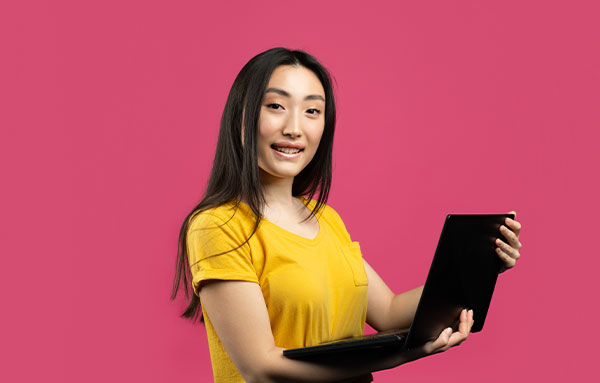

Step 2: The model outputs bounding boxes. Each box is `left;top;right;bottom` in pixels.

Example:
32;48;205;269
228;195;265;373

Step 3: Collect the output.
256;65;326;181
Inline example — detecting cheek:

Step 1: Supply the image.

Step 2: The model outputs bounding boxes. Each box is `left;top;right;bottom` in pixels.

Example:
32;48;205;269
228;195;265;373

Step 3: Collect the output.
308;124;325;149
257;115;278;142
256;124;270;149
256;117;277;166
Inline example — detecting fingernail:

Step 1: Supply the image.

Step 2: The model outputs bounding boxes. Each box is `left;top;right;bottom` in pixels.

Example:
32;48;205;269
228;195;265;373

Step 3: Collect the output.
445;327;452;335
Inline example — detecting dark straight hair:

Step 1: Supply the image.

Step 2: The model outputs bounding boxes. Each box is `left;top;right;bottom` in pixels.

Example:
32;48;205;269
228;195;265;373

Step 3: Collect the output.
170;47;337;322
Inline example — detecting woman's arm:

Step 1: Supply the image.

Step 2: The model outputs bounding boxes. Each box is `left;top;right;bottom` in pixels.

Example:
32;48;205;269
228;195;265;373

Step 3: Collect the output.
199;280;472;383
363;260;423;332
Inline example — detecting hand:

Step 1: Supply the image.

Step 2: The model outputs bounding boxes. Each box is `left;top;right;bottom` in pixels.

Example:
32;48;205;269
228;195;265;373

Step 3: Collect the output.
405;309;474;361
496;211;523;273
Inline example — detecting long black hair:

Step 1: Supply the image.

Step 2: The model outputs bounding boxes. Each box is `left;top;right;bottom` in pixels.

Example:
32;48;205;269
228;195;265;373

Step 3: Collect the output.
171;47;337;322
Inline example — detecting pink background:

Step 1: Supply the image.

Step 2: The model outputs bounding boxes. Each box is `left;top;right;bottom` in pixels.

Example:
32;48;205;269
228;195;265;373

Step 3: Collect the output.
1;0;598;382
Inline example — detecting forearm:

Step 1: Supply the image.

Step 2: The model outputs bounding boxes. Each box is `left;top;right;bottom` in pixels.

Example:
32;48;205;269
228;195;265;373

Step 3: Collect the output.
363;261;424;331
259;346;410;383
386;285;424;330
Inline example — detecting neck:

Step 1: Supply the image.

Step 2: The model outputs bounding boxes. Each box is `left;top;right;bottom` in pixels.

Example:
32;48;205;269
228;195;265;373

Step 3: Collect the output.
259;170;298;209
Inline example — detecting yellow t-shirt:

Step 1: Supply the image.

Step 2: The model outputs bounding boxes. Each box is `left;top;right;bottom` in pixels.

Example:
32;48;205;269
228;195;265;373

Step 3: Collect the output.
187;199;369;383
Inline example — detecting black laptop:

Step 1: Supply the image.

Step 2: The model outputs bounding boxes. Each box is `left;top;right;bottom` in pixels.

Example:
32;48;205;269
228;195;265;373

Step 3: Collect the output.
283;214;514;359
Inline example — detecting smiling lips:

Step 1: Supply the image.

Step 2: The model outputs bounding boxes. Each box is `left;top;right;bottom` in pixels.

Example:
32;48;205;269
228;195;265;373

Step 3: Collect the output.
271;142;304;159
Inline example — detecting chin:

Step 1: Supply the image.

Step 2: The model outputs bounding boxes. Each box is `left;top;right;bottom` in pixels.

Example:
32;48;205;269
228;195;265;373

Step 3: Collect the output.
260;166;303;180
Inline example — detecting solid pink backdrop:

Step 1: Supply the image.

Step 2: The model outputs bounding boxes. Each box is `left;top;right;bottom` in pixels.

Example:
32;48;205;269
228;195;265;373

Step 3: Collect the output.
1;1;598;382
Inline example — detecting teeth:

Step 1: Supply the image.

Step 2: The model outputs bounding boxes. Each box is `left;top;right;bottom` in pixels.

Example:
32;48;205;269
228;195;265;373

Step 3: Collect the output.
274;147;301;154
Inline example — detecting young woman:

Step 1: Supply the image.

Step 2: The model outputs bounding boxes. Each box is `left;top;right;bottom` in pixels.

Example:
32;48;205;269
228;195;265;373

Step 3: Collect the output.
172;48;523;383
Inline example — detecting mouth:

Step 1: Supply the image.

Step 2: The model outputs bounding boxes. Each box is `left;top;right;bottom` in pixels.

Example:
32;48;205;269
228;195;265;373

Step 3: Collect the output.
270;144;304;159
270;144;304;155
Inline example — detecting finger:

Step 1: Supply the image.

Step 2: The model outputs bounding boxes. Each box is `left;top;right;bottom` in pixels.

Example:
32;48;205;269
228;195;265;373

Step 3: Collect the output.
495;246;516;270
435;309;475;352
458;308;469;334
433;330;454;353
468;309;474;330
435;310;467;352
495;238;521;260
423;327;452;354
507;210;517;219
505;217;522;237
427;310;474;354
500;225;522;250
448;309;471;346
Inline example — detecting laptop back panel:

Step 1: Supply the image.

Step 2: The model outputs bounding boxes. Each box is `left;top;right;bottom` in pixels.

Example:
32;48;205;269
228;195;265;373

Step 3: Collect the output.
405;214;512;349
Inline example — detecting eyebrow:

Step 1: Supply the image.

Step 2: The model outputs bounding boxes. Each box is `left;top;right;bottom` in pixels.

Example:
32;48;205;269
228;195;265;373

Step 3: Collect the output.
264;87;325;102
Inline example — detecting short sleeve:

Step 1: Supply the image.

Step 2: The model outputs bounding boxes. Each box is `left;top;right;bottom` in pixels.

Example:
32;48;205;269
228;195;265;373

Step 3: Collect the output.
187;210;258;297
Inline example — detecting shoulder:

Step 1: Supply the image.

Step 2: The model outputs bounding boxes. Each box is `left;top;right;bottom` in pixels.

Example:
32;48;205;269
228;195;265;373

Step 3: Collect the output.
321;202;344;222
186;202;260;292
188;201;257;241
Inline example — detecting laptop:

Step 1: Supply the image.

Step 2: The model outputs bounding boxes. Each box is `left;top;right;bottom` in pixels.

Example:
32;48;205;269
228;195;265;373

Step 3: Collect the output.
283;214;514;359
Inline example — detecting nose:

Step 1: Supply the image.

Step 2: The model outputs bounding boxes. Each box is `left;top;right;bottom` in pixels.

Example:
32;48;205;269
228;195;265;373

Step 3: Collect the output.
282;110;301;138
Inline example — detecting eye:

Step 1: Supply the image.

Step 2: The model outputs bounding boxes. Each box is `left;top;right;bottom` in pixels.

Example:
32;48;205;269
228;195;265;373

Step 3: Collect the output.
266;103;284;110
306;108;321;115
